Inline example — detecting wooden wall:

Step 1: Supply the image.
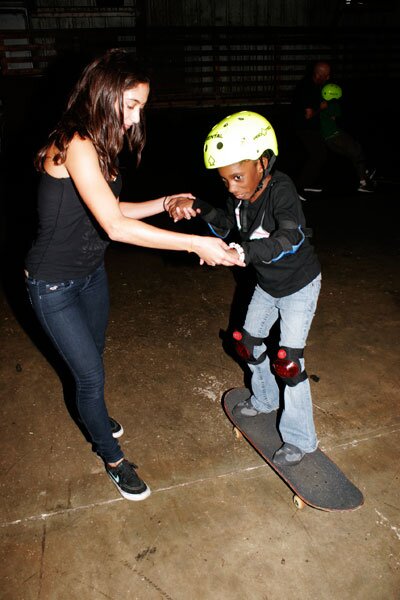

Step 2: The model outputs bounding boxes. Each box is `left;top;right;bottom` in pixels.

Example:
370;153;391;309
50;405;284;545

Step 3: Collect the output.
1;1;399;108
1;25;398;108
140;0;400;28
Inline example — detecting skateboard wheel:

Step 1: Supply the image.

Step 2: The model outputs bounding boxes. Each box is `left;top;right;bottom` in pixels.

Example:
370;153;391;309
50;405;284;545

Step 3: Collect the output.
233;427;243;440
293;495;305;510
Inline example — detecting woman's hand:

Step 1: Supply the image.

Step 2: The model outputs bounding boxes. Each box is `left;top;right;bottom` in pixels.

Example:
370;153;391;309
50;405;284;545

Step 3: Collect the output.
167;192;196;203
192;236;246;267
166;196;200;222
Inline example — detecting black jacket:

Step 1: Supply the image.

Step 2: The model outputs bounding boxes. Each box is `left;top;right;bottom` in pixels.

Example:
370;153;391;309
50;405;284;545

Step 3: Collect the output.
193;170;321;298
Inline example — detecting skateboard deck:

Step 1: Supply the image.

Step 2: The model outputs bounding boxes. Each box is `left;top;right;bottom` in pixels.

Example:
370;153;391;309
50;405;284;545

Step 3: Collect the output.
223;387;364;511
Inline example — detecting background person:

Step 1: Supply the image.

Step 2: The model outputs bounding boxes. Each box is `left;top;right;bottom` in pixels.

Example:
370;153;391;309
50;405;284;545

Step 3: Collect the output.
24;48;244;502
291;61;331;198
320;82;375;193
166;111;321;466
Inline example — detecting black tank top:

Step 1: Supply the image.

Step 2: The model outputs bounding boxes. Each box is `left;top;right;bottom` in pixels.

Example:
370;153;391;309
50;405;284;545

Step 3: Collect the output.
25;172;122;280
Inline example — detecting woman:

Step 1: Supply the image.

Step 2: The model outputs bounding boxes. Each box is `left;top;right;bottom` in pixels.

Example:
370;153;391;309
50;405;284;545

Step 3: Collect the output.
25;49;244;502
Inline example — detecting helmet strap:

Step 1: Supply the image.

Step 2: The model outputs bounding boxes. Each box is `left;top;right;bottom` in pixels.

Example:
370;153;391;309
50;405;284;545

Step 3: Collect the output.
240;200;249;232
240;154;277;231
250;154;276;199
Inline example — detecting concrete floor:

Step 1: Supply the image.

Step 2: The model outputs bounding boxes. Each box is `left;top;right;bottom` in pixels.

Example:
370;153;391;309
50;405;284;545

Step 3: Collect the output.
1;180;399;599
1;87;399;599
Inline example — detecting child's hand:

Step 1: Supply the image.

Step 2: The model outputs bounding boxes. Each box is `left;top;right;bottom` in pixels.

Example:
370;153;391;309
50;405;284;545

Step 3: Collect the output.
166;197;200;222
193;237;246;267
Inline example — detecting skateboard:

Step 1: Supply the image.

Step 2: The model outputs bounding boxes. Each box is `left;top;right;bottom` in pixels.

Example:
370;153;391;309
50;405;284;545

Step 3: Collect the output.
223;387;364;512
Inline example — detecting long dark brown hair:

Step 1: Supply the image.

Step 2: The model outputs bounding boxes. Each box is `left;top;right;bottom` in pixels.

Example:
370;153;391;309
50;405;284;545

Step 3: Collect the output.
35;48;150;181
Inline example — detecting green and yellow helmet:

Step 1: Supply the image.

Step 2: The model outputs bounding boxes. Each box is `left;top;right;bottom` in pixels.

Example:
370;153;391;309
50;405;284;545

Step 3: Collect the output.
203;111;278;169
322;83;342;101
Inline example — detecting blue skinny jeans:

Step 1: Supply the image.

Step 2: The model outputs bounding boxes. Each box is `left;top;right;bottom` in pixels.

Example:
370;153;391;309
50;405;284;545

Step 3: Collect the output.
26;263;124;464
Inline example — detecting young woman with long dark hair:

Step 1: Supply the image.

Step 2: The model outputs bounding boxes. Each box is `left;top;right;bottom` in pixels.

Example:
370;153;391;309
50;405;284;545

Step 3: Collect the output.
25;49;244;501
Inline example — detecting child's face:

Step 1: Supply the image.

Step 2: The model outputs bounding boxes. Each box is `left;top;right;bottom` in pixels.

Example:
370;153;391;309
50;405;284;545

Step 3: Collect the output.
218;159;267;202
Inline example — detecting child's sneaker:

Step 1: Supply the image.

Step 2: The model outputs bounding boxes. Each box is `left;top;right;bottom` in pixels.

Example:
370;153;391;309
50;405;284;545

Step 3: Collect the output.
232;397;264;417
272;443;305;466
109;417;124;438
106;459;151;501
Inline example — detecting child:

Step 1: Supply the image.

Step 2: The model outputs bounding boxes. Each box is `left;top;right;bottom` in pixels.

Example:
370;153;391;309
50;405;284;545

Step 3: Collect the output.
165;111;322;466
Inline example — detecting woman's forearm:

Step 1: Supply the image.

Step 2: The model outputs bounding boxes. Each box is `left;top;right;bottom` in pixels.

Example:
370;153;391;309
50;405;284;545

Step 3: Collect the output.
119;197;165;220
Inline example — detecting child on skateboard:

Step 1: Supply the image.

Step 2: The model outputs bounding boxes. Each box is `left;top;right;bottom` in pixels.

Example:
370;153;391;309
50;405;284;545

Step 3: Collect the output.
165;111;321;466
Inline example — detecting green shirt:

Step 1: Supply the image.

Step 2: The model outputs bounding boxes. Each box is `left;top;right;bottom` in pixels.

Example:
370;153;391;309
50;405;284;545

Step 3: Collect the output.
320;100;342;139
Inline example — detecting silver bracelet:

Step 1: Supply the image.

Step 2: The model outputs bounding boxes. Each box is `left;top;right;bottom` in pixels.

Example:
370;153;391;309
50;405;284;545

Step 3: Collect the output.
229;242;246;263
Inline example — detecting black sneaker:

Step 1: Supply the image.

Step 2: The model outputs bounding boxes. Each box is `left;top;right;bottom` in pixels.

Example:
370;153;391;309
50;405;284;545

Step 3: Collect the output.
272;443;305;467
299;188;323;201
366;168;376;181
303;186;323;193
357;180;375;193
109;417;124;438
232;397;264;418
106;459;151;501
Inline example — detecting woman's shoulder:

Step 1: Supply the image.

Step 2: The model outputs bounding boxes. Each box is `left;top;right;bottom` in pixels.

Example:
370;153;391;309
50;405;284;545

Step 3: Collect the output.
68;132;94;149
44;134;97;178
65;134;99;167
